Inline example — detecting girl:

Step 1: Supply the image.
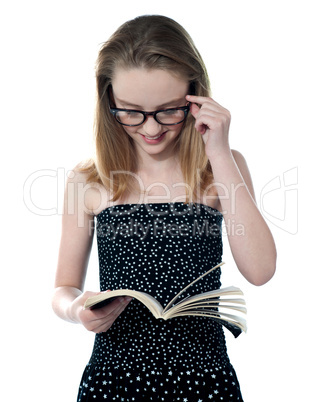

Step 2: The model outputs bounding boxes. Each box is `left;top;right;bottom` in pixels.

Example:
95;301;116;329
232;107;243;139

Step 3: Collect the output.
52;15;276;401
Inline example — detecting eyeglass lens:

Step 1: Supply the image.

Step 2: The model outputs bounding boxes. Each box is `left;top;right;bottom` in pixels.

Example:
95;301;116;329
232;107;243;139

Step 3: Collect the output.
115;109;187;126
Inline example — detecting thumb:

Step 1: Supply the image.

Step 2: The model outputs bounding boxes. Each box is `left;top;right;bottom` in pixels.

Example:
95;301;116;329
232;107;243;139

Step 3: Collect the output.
189;103;207;135
189;102;200;119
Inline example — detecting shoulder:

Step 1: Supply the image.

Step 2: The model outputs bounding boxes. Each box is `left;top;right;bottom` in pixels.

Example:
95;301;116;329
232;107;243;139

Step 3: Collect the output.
65;162;94;192
231;149;248;168
70;159;98;183
66;161;110;215
231;149;256;201
230;149;251;174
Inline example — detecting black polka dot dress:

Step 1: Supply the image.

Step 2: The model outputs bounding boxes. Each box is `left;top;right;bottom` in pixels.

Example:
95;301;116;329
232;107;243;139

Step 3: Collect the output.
77;203;243;401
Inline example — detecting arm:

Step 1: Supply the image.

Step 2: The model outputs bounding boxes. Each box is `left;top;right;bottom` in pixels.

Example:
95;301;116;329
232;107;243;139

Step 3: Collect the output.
52;170;131;333
187;95;276;286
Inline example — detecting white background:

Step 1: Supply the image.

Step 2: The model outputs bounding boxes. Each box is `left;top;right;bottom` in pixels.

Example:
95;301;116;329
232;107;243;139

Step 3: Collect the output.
1;0;319;401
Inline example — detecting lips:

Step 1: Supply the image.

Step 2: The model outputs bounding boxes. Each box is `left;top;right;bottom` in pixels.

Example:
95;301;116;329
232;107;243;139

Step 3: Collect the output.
140;131;167;144
145;134;162;140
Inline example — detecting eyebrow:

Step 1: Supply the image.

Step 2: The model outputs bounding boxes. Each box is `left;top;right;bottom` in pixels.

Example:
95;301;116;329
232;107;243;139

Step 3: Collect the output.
115;96;186;110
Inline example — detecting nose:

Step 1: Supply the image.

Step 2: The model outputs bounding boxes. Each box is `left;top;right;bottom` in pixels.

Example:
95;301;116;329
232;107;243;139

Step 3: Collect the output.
142;115;163;137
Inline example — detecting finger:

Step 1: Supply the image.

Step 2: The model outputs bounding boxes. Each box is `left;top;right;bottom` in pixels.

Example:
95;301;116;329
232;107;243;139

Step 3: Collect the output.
91;297;130;319
186;94;214;106
186;95;227;111
189;102;200;119
194;120;208;136
96;299;131;333
189;103;211;135
109;297;132;318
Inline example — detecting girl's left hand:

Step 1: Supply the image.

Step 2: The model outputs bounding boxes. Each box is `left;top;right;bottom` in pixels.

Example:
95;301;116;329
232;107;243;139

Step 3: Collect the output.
186;95;231;157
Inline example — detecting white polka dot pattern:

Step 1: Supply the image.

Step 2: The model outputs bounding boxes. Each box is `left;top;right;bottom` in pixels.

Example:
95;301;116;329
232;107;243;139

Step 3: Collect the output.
77;203;243;401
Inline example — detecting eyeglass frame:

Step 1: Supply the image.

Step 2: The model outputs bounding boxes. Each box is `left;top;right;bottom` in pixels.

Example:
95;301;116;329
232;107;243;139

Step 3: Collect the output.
109;98;190;127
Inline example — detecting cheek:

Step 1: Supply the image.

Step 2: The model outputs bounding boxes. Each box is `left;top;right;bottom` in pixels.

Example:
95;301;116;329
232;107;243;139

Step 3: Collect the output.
122;126;137;137
170;122;184;136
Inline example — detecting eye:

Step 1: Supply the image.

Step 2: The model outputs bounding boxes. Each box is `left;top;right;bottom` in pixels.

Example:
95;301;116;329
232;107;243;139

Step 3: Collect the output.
125;111;140;117
162;109;179;115
114;110;145;126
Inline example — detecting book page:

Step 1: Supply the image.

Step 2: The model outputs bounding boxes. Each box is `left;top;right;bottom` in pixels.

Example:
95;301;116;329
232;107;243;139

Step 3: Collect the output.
164;286;245;317
171;301;247;314
167;311;247;333
163;262;225;314
84;289;164;318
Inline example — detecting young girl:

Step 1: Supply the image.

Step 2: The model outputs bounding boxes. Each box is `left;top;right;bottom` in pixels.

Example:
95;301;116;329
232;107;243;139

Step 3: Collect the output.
52;15;276;401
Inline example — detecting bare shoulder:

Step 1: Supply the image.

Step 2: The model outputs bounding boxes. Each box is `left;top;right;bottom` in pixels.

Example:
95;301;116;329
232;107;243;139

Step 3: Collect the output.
231;149;248;168
66;163;110;215
231;149;256;201
67;163;90;185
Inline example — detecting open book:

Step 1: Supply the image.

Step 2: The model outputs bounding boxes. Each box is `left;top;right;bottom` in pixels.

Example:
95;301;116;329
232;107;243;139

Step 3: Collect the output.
84;262;247;337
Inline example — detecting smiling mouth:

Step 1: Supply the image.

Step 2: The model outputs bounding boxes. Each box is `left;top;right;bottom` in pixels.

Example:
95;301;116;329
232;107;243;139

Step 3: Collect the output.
142;131;167;141
144;134;162;140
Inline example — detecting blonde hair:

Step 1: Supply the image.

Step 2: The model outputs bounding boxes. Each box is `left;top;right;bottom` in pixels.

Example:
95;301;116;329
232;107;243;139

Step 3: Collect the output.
82;15;213;202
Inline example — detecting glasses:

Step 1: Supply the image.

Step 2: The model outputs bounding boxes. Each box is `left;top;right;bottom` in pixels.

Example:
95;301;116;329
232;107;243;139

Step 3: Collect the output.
109;103;190;126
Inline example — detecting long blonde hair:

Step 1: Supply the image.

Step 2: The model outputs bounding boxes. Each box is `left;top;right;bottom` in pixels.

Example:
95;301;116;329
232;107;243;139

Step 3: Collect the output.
82;15;213;202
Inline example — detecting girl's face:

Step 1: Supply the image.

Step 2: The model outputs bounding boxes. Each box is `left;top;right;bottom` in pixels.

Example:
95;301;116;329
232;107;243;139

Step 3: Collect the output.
111;68;189;161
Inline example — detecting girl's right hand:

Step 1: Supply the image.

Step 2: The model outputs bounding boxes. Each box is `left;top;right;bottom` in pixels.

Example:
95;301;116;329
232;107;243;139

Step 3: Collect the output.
71;291;132;333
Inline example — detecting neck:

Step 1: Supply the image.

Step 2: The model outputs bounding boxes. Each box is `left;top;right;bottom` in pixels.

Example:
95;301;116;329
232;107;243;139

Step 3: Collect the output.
135;146;179;174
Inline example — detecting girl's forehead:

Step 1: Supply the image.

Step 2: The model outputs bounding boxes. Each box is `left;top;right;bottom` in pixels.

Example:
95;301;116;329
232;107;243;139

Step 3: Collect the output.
112;68;189;108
